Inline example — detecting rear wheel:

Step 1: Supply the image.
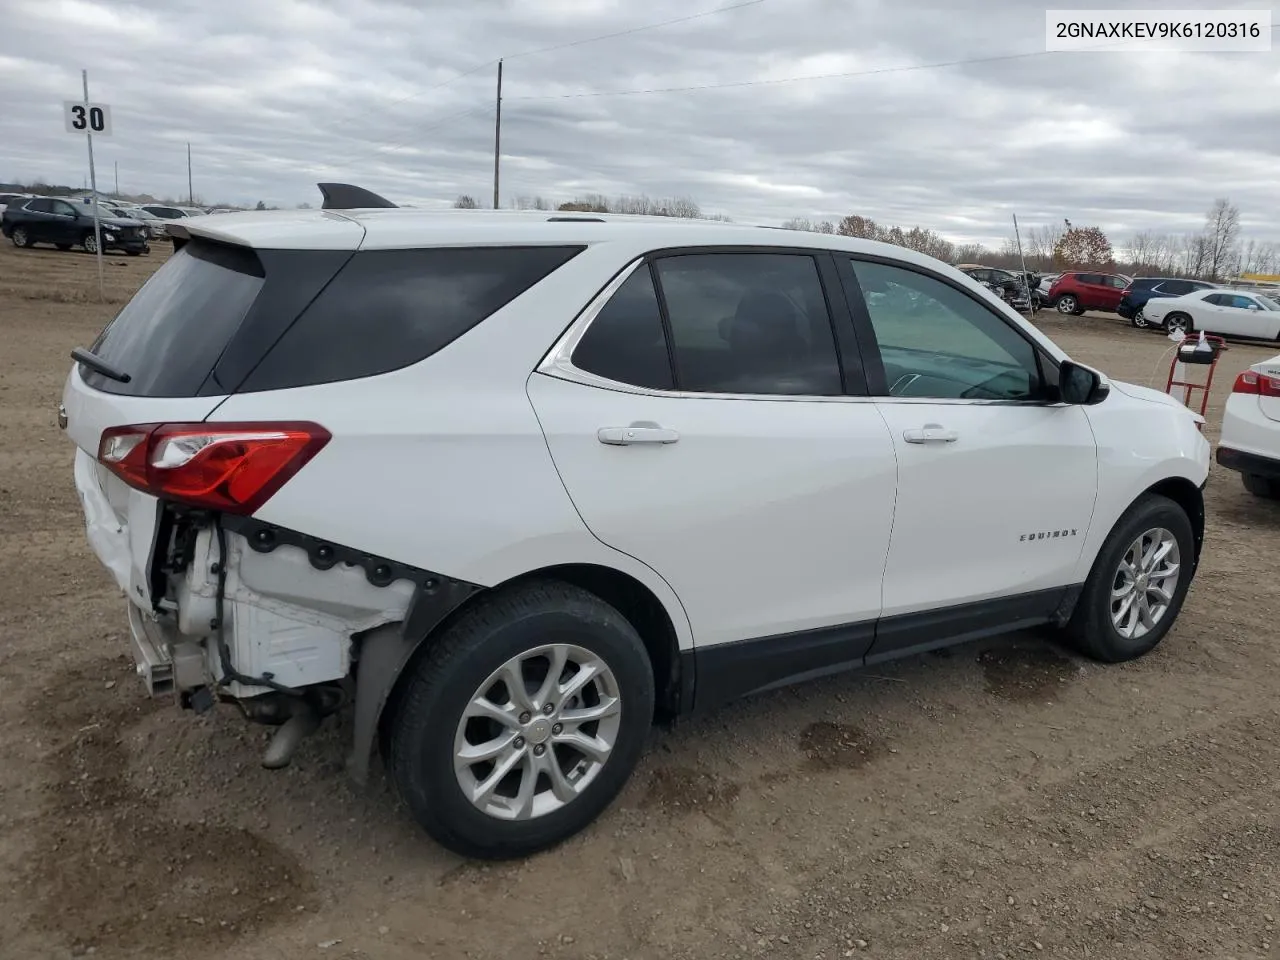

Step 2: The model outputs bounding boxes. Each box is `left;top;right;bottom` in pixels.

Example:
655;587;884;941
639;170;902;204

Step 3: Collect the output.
1242;473;1280;499
11;226;31;248
1164;312;1192;335
1055;295;1078;315
387;580;655;860
1131;308;1150;328
1062;494;1194;663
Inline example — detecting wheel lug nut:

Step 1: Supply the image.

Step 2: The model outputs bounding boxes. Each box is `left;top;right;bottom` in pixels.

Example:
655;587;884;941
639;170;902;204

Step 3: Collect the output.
518;711;531;724
542;703;555;715
513;736;525;749
552;723;563;735
533;744;546;756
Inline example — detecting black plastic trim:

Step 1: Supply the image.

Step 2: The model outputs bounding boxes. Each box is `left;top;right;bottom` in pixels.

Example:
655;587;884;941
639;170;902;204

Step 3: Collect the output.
1217;445;1280;479
689;585;1079;713
693;620;877;711
217;515;483;642
317;182;397;209
865;587;1065;664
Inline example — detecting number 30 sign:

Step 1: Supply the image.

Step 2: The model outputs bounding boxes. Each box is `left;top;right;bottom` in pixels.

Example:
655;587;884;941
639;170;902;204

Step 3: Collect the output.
63;100;112;136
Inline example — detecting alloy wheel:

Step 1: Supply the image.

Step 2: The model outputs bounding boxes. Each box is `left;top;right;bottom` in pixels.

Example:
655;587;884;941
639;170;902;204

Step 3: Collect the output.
11;227;27;247
1056;296;1077;314
1110;527;1181;641
453;643;622;821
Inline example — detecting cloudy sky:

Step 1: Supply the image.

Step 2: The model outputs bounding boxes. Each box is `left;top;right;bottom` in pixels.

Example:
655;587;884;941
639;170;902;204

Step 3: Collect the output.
1;0;1277;248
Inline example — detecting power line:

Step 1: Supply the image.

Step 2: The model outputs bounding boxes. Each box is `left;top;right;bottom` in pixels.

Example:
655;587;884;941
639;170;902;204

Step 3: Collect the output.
506;29;1279;102
320;0;768;136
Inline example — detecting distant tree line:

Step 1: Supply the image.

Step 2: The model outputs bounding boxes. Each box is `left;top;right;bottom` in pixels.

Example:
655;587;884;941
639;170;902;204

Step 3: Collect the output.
454;192;731;221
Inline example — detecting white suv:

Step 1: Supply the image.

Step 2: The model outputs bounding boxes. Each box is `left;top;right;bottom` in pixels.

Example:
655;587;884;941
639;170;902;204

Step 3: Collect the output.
61;185;1210;859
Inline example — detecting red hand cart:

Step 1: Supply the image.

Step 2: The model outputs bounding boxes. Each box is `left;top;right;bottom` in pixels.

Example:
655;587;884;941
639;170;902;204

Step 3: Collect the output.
1165;332;1226;423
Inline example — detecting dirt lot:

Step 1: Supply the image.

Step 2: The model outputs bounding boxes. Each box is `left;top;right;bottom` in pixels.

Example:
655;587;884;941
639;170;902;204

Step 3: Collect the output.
1;238;1278;960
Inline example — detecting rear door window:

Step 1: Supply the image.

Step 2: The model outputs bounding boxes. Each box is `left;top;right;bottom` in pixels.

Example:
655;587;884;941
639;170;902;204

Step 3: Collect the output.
240;246;585;392
81;240;266;396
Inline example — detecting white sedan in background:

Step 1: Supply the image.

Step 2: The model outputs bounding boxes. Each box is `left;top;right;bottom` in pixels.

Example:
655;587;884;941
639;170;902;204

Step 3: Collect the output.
1144;288;1280;339
1218;352;1280;498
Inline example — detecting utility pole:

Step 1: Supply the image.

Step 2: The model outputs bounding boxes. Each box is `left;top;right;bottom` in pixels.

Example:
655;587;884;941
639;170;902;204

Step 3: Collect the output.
492;59;503;209
187;142;194;205
1012;213;1033;312
82;70;105;301
114;160;118;196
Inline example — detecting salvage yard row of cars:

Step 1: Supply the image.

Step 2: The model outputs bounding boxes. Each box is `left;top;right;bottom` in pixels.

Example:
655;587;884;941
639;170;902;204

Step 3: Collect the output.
0;191;233;253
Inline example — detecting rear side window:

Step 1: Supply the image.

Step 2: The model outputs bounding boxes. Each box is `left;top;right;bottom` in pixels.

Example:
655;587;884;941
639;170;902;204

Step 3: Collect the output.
241;246;584;391
571;267;674;391
655;253;843;396
25;198;52;213
81;240;265;396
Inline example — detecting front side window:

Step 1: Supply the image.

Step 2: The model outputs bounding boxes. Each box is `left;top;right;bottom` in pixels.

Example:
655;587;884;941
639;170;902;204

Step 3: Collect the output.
849;259;1043;402
653;253;843;396
53;201;78;217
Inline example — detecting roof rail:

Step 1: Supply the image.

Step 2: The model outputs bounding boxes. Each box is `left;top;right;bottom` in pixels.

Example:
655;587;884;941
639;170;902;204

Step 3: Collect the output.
546;215;606;222
317;182;398;210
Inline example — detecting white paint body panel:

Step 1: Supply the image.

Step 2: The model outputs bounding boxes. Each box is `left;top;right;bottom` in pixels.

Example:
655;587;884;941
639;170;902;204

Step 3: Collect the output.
873;400;1099;616
1220;352;1280;462
527;373;898;647
1144;291;1280;339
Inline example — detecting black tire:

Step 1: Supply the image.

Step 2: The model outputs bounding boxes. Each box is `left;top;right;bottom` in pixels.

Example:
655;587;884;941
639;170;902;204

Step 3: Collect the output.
56;243;72;251
1055;295;1078;315
11;227;31;248
1242;473;1280;499
82;232;98;254
1062;493;1194;663
1131;308;1150;329
387;580;655;860
1164;312;1192;335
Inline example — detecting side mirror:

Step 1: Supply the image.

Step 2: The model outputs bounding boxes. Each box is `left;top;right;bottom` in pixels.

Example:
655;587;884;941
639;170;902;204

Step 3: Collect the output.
1249;304;1260;312
1059;360;1110;405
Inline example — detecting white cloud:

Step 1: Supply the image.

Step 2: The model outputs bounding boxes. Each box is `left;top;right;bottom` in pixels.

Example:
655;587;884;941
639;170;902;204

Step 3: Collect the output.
1;0;1277;250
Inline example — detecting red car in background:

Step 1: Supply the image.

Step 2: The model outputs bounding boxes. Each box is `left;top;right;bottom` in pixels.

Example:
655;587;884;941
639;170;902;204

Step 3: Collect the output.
1047;271;1130;315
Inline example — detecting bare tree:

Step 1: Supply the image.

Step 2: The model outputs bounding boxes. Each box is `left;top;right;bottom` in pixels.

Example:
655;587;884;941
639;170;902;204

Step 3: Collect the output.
454;195;478;209
953;243;989;264
836;214;878;239
1204;198;1241;280
1025;224;1065;267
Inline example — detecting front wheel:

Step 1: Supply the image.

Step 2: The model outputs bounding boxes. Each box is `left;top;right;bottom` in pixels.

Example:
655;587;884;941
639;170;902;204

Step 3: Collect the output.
387;580;655;860
1055;295;1078;315
1062;494;1194;663
82;232;98;254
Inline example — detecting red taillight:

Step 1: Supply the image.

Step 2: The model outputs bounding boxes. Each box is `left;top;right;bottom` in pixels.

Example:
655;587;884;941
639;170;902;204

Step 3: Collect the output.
1232;371;1280;397
97;422;331;514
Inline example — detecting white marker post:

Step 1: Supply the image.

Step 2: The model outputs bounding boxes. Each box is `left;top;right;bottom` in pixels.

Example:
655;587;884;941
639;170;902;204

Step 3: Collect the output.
63;72;112;301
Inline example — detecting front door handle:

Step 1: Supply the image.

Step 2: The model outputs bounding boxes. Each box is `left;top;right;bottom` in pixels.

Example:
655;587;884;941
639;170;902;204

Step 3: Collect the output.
903;423;959;444
597;422;680;446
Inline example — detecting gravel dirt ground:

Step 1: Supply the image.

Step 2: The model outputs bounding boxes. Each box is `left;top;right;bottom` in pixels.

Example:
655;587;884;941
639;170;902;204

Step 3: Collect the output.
1;239;1278;960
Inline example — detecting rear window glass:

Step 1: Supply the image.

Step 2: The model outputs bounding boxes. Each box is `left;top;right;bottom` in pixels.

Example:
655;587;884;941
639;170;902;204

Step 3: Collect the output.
240;245;584;392
81;240;265;396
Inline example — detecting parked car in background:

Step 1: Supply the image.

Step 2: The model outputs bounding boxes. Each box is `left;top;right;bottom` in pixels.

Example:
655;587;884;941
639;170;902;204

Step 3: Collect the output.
1119;277;1218;327
956;265;1034;312
1217;353;1280;498
1047;271;1130;315
0;192;31;217
140;204;192;222
2;197;149;255
1143;288;1280;338
61;192;1210;859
